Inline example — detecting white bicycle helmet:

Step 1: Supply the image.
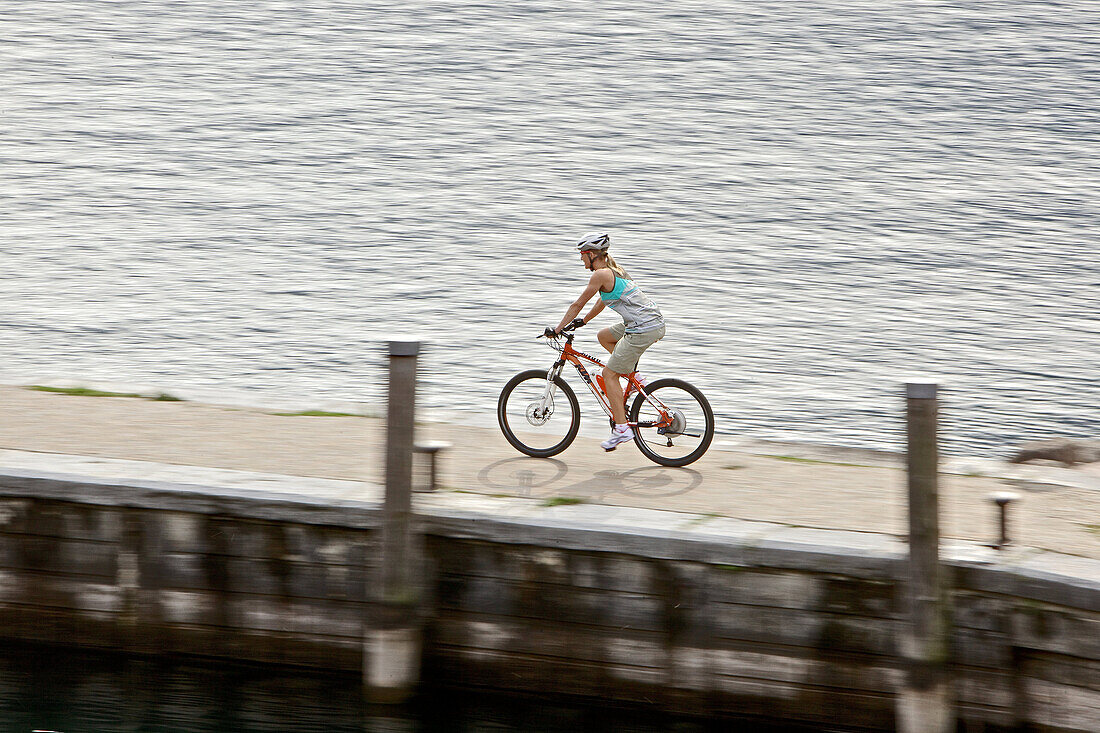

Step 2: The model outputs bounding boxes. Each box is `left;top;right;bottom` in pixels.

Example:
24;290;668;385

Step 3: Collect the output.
575;232;610;253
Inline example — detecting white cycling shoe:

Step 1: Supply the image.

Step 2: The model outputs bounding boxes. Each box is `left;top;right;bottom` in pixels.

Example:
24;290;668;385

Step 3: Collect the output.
601;425;635;451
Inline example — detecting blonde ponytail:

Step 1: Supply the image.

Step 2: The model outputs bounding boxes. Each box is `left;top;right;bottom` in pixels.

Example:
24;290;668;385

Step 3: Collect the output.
605;254;629;280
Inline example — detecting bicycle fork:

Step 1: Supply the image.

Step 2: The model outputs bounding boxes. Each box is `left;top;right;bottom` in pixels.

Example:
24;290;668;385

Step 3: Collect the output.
537;363;563;414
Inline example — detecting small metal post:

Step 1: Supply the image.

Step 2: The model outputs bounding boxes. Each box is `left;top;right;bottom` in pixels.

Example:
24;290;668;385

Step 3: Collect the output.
413;440;451;492
988;492;1020;550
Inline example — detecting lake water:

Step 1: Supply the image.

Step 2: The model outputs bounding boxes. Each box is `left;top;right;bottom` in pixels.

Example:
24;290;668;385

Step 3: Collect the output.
0;643;828;732
1;1;1097;456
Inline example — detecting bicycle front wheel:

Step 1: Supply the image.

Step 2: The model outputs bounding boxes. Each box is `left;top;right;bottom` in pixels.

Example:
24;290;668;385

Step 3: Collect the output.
629;378;714;467
497;369;581;458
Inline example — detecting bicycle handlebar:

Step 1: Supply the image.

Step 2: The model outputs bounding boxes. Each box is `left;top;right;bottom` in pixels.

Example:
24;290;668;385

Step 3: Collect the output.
538;319;584;341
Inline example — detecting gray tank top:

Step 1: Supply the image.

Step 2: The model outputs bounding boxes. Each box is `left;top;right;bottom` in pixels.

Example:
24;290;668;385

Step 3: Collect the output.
599;269;664;334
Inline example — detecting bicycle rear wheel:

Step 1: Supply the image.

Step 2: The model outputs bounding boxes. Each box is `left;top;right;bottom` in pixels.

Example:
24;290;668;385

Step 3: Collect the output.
629;378;714;467
497;369;581;458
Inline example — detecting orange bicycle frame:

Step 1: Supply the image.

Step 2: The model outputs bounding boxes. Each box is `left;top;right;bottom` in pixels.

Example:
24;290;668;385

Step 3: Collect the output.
552;338;672;430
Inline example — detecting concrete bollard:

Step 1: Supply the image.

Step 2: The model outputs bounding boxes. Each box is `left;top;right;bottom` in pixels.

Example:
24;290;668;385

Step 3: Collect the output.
413;440;451;492
897;381;953;733
365;339;425;703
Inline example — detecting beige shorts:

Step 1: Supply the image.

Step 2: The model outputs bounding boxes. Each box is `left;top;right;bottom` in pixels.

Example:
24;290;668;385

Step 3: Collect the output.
606;322;666;374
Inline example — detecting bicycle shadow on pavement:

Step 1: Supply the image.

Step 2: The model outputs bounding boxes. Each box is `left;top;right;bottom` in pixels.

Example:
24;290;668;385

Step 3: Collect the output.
477;457;702;502
478;458;568;497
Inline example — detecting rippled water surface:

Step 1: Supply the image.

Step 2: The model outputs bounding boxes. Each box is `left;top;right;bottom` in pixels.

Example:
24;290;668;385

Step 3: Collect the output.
2;1;1097;455
0;643;821;732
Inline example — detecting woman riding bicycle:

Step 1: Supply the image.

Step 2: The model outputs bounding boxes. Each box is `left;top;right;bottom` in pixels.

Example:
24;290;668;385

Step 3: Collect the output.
552;232;666;451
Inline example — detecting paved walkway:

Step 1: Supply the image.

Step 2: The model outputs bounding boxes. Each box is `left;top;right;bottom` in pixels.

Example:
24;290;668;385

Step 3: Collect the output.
2;385;1098;559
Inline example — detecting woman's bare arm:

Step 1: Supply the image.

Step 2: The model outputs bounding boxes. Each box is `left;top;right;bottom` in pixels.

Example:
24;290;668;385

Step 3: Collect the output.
555;270;611;332
582;298;606;324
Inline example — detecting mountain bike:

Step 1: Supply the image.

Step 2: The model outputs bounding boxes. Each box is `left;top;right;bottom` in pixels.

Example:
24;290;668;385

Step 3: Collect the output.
496;321;714;467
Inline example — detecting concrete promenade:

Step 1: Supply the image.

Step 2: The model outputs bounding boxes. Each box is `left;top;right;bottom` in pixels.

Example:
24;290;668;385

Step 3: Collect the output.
2;385;1098;560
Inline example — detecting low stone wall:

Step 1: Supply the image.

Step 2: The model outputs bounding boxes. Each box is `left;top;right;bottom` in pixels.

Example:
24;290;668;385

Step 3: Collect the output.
0;467;1096;732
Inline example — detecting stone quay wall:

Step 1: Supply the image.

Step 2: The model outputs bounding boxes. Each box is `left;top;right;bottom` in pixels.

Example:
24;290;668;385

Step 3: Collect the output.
0;468;1096;732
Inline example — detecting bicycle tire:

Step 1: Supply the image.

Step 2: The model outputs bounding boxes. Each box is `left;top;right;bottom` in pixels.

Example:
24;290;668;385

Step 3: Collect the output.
497;369;581;458
629;378;714;467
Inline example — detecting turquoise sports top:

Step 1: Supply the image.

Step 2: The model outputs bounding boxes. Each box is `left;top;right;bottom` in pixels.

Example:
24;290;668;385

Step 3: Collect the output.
599;271;664;334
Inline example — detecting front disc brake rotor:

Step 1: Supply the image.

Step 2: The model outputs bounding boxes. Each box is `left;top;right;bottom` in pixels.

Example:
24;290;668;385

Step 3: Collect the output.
526;401;551;426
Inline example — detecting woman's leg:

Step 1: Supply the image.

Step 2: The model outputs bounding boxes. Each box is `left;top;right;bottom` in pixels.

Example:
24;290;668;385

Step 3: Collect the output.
598;327;617;354
604;327;664;427
599;327;628;423
602;365;628;425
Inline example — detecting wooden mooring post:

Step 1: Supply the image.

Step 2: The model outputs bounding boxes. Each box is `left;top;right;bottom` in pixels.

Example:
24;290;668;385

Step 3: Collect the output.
897;380;953;732
365;339;425;702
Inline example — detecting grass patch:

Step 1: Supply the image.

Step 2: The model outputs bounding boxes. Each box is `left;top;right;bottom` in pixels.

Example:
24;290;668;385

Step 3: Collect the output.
272;409;365;418
1086;525;1100;537
30;386;144;398
29;386;182;402
771;455;870;468
684;512;721;527
721;464;745;470
541;496;586;507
